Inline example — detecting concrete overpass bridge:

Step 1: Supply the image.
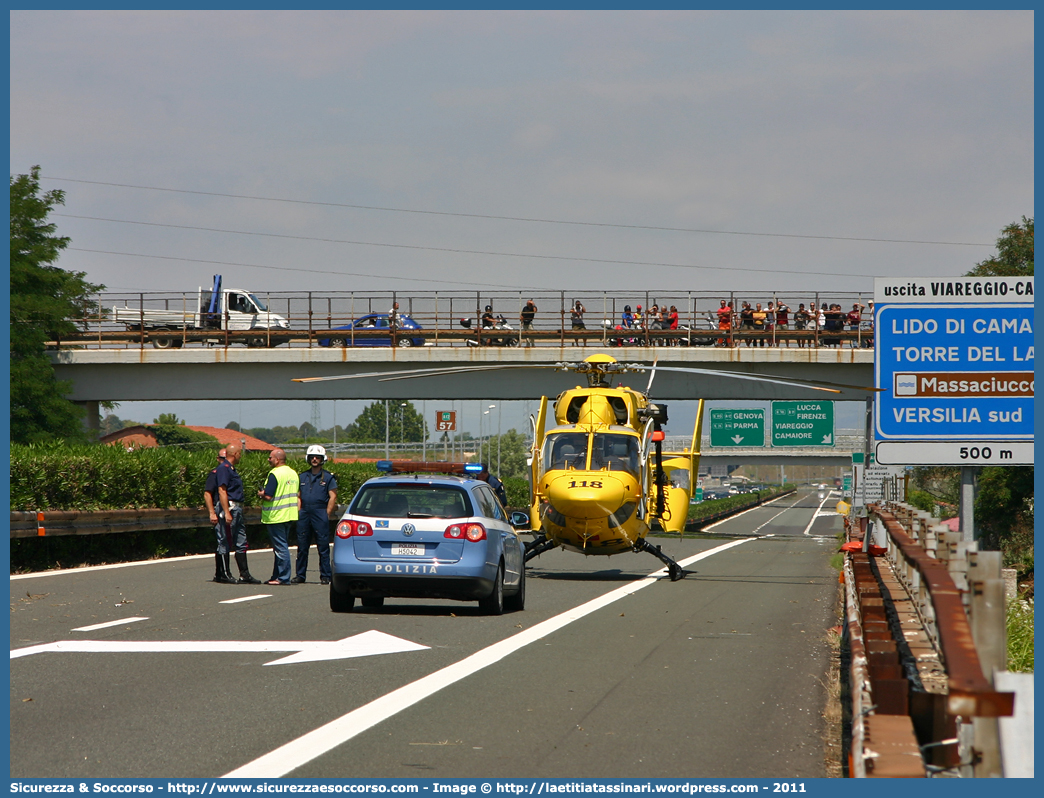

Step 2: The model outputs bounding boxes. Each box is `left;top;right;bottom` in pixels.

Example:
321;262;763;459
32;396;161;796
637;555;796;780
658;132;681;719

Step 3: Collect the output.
53;345;874;439
53;345;873;405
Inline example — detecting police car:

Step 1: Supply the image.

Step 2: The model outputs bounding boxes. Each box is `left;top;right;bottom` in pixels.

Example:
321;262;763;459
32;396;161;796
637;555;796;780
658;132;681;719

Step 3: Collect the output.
330;461;528;615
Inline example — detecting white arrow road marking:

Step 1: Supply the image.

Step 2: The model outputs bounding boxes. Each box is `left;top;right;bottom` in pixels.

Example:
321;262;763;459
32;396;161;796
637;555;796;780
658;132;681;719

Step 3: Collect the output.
224;538;756;778
72;617;149;632
9;630;428;666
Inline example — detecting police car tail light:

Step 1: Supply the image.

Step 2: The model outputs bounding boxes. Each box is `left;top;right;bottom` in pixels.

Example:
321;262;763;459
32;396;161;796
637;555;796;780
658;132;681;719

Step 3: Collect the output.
444;523;486;541
337;520;372;538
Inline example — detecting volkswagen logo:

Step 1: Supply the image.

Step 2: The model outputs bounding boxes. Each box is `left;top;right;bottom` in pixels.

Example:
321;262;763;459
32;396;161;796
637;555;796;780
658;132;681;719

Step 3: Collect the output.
401;523;416;537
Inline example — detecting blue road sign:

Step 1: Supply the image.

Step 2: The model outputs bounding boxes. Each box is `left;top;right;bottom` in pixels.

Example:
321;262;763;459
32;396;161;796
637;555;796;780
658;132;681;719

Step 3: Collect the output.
873;276;1033;465
875;303;1033;440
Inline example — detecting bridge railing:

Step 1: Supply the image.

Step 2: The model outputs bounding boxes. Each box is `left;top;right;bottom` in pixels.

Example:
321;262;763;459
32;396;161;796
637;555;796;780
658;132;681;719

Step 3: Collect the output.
844;502;1018;777
60;289;877;349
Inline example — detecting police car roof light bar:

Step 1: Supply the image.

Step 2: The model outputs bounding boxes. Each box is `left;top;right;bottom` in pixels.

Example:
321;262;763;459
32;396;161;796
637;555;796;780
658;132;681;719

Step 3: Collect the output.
376;460;486;476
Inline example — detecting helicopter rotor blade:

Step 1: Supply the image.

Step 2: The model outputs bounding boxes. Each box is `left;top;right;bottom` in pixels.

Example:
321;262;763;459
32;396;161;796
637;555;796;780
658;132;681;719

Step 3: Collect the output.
293;363;561;384
649;365;882;395
645;359;658;395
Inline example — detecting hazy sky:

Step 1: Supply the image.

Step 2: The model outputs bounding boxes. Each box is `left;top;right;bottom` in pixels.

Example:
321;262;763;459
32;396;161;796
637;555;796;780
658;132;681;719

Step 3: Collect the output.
10;10;1033;431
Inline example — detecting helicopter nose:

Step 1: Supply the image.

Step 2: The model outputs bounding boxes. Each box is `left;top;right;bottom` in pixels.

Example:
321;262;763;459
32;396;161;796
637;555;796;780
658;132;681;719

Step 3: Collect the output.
545;473;632;520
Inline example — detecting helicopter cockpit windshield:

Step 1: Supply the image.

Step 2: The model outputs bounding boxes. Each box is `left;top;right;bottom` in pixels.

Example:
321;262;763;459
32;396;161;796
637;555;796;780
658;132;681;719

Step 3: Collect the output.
543;431;640;476
545;432;589;471
589;433;640;476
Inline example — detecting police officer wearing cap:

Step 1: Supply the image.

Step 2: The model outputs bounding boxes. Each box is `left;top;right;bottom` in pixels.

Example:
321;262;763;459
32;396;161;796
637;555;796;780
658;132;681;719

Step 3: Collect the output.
293;445;338;584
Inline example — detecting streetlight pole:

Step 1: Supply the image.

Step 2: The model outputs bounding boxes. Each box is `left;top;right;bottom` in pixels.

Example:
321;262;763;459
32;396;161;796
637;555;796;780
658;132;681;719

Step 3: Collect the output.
483;409;491;464
400;402;407;451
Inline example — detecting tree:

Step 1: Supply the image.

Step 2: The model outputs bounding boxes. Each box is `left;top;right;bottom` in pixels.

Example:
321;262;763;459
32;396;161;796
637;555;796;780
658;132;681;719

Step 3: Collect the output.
476;429;530;479
10;166;104;444
225;421;241;431
153;413;185;426
967;216;1033;277
345;401;427;443
100;414;140;436
147;425;219;448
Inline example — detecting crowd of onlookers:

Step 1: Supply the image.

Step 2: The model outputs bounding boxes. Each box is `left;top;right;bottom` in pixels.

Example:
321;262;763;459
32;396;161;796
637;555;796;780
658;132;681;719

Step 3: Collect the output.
406;296;875;348
711;298;875;347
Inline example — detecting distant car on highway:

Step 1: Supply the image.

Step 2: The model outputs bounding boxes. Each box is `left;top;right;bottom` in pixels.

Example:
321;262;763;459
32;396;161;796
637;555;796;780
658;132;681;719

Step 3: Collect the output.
318;313;425;348
329;461;528;615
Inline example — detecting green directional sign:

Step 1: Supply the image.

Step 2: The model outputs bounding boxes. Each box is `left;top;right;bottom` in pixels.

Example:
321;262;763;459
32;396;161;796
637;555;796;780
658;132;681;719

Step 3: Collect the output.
710;408;765;447
771;401;834;447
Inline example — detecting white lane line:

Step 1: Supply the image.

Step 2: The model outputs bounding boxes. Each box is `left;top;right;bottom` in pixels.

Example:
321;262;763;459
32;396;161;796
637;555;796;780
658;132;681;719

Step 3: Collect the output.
9;548;277;580
223;537;755;778
802;492;837;537
220;595;273;604
72;617;149;632
702;492;804;532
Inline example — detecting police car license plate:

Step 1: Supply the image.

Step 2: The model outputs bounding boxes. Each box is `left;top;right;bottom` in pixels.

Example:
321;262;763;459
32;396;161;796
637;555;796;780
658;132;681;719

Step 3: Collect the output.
391;543;424;556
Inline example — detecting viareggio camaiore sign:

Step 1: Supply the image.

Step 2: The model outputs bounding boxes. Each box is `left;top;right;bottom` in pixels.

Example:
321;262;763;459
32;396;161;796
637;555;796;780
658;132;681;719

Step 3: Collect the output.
874;276;1033;465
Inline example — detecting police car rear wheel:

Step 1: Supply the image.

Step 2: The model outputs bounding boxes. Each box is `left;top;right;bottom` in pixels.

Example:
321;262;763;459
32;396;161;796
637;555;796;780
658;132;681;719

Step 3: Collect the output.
329;584;356;613
504;565;525;613
478;563;505;616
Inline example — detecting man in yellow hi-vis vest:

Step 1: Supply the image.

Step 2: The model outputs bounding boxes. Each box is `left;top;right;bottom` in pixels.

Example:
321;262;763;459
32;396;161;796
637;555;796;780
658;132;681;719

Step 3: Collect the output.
259;448;300;585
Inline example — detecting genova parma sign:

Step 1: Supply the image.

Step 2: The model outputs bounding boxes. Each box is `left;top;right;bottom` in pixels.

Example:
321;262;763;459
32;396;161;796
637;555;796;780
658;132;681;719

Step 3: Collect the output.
874;276;1033;465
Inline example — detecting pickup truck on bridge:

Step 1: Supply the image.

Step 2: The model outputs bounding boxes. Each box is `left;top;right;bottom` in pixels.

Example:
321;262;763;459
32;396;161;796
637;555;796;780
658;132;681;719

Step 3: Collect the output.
111;275;290;349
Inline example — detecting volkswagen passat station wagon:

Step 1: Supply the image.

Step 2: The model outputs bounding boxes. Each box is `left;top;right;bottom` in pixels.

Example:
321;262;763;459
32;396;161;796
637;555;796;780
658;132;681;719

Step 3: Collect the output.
330;461;528;615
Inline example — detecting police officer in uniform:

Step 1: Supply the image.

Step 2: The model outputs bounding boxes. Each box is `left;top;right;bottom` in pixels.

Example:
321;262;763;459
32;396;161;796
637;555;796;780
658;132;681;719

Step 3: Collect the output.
214;443;261;585
259;448;300;586
293;445;338;585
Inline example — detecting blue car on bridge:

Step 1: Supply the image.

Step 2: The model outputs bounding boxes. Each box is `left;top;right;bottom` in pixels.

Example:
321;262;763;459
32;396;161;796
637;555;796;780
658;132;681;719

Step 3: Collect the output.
318;313;426;348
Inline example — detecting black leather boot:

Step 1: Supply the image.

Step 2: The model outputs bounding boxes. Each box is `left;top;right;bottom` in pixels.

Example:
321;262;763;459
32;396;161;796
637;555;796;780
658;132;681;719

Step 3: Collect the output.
235;552;261;585
213;553;236;584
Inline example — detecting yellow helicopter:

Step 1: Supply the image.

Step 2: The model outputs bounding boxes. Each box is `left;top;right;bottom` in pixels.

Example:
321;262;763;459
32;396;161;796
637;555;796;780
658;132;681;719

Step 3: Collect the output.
293;354;872;581
524;354;700;580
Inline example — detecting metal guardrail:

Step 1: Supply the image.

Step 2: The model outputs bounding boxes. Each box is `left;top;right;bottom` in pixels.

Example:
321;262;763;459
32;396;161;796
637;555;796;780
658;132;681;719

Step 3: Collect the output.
844;502;1015;777
10;507;350;538
56;289;877;350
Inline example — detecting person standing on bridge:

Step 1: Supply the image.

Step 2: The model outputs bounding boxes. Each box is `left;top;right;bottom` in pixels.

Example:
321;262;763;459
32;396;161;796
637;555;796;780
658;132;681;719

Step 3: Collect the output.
259;448;300;586
520;299;538;347
293;445;338;585
214;443;261;585
570;300;586;347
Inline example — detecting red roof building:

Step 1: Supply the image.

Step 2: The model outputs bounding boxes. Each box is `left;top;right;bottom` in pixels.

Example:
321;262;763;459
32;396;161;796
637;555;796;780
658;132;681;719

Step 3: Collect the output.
99;426;275;452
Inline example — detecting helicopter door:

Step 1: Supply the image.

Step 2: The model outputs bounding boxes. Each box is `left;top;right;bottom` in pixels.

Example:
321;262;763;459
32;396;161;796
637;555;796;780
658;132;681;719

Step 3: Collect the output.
529;397;548;531
637;418;655;519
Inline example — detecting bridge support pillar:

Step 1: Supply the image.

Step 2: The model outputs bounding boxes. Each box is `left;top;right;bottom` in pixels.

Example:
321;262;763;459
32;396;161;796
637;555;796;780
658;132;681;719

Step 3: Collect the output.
77;400;100;441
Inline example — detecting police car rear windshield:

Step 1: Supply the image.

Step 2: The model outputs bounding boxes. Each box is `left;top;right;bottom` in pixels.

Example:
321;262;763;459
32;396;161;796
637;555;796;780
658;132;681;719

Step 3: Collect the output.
351;484;474;519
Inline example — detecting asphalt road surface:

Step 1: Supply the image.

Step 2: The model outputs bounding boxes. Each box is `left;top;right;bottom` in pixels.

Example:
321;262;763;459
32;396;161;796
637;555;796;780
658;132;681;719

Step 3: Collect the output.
10;489;845;779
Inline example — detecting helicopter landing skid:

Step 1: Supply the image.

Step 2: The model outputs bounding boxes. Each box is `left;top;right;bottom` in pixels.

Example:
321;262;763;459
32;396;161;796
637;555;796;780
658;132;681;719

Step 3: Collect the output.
634;539;687;581
524;534;558;562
